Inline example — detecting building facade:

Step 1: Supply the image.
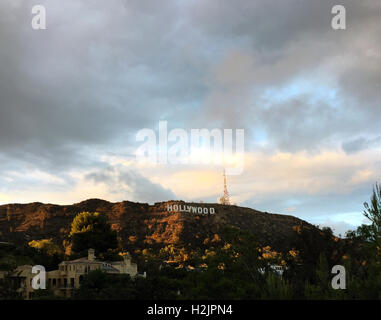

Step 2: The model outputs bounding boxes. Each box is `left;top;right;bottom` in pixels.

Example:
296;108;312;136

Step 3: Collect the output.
9;249;141;299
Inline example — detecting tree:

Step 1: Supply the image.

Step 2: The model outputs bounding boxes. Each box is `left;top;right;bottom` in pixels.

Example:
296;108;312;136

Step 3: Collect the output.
27;239;64;270
361;183;381;247
261;273;292;300
0;272;22;300
73;270;141;300
69;212;118;257
28;239;63;256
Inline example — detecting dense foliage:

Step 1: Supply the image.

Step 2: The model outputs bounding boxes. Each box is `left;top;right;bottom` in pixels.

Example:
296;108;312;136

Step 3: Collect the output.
69;211;118;259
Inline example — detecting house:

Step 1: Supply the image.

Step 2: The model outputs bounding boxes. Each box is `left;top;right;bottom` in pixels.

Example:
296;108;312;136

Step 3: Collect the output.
258;264;286;277
9;248;142;299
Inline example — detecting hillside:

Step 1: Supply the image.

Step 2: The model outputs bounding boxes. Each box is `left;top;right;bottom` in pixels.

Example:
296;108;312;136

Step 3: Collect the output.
0;199;318;254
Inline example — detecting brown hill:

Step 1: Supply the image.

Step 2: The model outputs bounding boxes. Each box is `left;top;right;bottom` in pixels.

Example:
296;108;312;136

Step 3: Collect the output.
0;199;317;253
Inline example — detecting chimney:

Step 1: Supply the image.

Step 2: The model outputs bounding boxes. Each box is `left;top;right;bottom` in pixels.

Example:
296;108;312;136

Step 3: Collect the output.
88;248;95;261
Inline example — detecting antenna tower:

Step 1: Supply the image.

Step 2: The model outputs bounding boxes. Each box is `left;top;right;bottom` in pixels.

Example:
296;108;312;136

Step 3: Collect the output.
219;169;231;205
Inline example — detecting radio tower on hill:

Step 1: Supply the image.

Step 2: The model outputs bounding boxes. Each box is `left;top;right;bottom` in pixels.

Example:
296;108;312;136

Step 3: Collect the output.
219;169;231;205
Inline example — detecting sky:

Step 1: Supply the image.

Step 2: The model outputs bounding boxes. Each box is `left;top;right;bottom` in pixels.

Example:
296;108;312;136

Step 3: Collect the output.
0;0;381;236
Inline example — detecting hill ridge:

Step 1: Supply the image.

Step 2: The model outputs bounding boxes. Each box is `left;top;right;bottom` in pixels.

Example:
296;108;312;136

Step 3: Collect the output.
0;198;317;252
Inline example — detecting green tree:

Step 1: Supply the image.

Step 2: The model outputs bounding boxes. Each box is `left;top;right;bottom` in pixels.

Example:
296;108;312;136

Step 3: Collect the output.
28;239;62;256
261;273;292;300
0;272;22;300
70;211;118;257
360;183;381;248
73;270;141;300
304;253;330;299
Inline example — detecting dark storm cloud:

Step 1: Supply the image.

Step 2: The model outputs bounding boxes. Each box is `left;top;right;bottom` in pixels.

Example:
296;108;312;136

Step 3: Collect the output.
1;0;381;169
0;0;209;171
189;0;335;51
188;0;381;152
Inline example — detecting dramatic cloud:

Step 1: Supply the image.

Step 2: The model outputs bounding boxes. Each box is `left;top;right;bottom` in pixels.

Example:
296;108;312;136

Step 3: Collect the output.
85;165;176;204
0;0;380;234
342;137;381;154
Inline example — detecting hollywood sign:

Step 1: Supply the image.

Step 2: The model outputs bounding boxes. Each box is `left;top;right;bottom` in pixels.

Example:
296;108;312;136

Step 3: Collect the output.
167;204;215;215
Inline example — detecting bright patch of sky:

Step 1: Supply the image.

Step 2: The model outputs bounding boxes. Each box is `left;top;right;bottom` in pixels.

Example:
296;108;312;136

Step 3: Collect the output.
305;211;369;236
261;78;339;106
